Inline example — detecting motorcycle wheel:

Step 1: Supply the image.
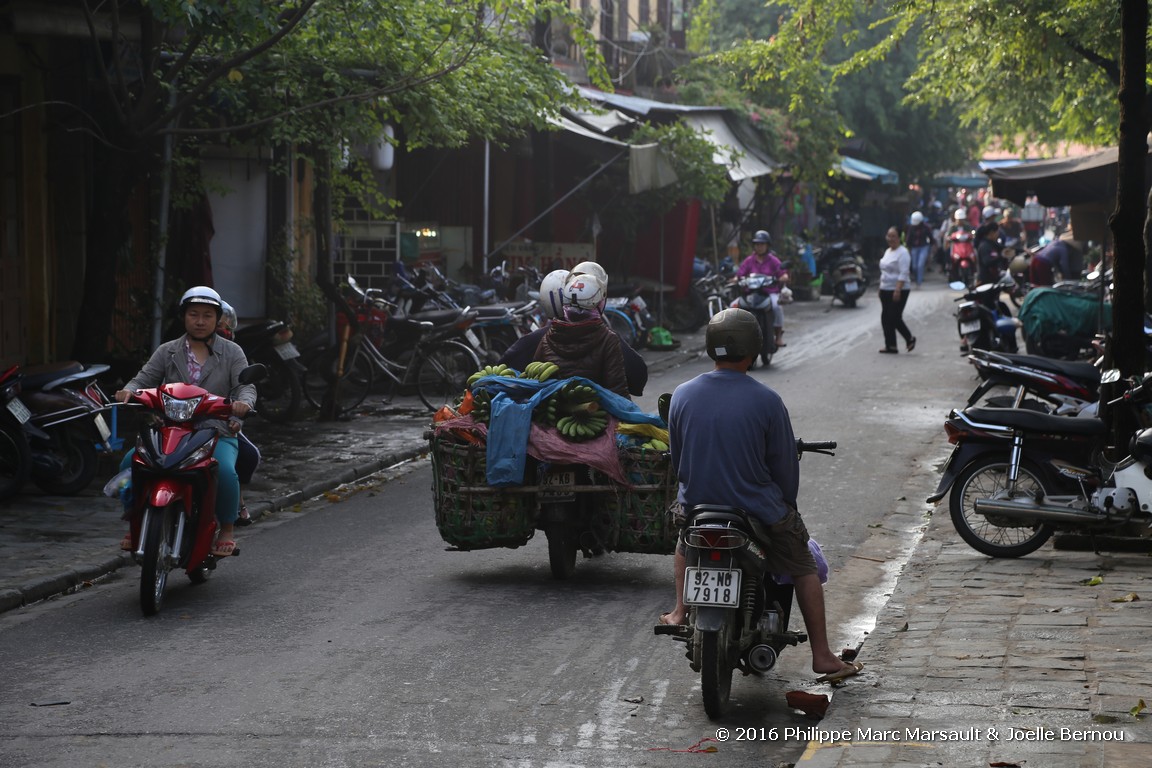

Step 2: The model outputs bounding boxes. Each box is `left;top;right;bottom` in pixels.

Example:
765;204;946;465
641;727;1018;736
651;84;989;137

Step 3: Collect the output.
255;360;303;423
840;295;858;308
545;524;578;580
31;430;98;495
699;620;734;719
0;415;31;500
663;293;709;333
140;505;176;616
415;340;482;411
302;346;374;415
949;455;1056;557
604;309;637;348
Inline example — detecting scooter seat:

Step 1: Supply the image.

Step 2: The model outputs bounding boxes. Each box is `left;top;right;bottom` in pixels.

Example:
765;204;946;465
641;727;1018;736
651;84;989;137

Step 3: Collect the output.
19;361;86;391
961;406;1109;436
408;309;466;326
977;351;1100;386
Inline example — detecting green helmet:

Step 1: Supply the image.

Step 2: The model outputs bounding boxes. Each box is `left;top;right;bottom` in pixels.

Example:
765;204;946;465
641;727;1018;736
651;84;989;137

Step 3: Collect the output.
706;308;761;361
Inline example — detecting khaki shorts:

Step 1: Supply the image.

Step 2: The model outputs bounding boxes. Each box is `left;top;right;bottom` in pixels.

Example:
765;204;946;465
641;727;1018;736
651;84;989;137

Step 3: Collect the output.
677;504;816;578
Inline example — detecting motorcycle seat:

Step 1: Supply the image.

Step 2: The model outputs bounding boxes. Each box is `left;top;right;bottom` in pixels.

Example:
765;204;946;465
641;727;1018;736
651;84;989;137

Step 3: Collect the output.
961;406;1109;436
408;308;468;326
472;306;513;321
19;361;86;391
233;321;287;343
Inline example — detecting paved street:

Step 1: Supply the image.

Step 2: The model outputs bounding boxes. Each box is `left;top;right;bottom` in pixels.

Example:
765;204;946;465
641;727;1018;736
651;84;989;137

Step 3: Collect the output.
2;280;1151;766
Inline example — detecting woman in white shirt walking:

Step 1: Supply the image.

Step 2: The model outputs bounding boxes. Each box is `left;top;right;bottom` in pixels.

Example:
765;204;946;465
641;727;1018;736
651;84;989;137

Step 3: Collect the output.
878;227;916;354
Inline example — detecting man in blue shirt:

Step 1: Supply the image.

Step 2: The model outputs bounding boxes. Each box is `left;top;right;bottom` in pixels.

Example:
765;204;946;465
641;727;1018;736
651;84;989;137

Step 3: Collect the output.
659;308;858;681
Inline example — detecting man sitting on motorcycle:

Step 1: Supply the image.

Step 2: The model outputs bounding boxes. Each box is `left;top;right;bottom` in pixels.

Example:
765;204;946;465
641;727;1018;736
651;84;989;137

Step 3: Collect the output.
735;230;789;351
115;286;256;557
657;309;859;681
976;212;1005;285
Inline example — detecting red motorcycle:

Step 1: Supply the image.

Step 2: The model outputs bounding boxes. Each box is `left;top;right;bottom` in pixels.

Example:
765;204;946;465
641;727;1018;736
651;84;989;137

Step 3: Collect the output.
948;228;976;287
120;365;264;615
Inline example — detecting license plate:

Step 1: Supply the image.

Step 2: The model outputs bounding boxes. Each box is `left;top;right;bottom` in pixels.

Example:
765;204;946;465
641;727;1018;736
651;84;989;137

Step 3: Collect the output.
274;342;300;360
464;329;482;350
960;320;981;334
842;280;858;292
6;397;31;424
539;470;575;499
684;567;742;606
94;413;111;442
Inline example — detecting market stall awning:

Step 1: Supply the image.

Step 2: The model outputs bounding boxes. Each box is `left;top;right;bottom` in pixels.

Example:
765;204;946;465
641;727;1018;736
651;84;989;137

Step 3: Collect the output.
984;146;1152;206
680;113;779;181
838;156;899;185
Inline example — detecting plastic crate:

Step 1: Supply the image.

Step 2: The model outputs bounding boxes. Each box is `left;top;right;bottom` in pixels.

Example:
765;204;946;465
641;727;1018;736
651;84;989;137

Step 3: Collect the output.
429;434;536;550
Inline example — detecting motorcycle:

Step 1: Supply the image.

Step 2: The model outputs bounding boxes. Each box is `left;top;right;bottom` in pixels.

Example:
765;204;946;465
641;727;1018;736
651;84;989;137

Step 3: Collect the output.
815;242;868;308
964;348;1101;416
604;286;655;350
18;361;116;494
655;439;837;719
948;228;977;287
731;273;780;367
953;369;1152;558
119;364;266;615
952;274;1021;354
0;365;32;500
232;319;305;423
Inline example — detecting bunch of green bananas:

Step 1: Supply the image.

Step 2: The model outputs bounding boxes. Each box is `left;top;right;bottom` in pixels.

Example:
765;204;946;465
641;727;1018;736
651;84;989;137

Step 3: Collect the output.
641;438;669;451
534;395;561;425
519;361;560;381
556;410;609;441
469;388;493;423
466;364;516;388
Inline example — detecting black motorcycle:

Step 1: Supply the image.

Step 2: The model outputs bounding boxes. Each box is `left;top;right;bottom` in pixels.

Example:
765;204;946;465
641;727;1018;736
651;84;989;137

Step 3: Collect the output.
952;274;1020;354
656;439;837;718
233;319;305;423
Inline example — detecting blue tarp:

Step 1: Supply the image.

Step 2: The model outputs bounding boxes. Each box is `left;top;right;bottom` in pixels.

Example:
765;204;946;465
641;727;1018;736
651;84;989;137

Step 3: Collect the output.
838;156;899;185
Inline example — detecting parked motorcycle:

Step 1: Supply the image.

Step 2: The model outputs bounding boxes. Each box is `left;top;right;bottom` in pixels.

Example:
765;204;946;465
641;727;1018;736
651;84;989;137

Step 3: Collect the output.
233;319;305;423
815;242;867;307
655;439;837;718
927;401;1112;558
18;361;115;494
952;275;1021;354
119;364;266;615
965;348;1101;416
0;365;32;500
604;286;655;350
950;369;1152;558
731;273;780;367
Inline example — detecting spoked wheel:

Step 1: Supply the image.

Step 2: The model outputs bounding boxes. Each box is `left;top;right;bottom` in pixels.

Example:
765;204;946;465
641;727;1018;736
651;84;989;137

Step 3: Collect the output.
545;525;578;580
604;309;637;348
415;340;482;411
0;416;31;501
139;505;177;616
302;346;374;416
949;455;1056;557
699;618;735;719
31;430;98;495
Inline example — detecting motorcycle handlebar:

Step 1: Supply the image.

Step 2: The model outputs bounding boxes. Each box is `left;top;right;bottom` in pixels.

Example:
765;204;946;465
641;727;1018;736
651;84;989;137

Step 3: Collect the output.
797;439;837;456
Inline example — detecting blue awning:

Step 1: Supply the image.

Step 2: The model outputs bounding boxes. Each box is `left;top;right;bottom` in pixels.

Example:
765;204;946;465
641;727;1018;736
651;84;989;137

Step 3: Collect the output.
838;156;899;185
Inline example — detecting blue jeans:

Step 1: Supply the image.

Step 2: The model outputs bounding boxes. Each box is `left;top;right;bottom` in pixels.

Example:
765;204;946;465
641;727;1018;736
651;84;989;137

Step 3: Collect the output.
119;435;241;525
909;245;930;285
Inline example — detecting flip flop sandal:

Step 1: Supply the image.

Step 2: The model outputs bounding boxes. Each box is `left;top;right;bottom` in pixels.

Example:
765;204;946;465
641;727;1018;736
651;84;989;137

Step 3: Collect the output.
211;540;238;557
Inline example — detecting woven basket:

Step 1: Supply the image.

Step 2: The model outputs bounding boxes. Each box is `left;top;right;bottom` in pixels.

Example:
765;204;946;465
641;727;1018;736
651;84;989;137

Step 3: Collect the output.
430;434;536;550
604;447;678;554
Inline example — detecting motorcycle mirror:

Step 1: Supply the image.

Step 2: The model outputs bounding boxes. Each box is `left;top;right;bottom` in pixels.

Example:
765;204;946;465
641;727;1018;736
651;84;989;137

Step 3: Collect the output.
948;280;968;291
1100;369;1121;384
238;364;268;386
657;392;671;424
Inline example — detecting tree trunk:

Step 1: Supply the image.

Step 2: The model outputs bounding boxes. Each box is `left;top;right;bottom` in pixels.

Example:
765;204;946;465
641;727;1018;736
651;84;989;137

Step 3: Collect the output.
1106;0;1149;447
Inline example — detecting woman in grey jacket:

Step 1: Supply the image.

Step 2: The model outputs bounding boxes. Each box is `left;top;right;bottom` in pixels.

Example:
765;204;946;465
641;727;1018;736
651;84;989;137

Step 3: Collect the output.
115;286;256;557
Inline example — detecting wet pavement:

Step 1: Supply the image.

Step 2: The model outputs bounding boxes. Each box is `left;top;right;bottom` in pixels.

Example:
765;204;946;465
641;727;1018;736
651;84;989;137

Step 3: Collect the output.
3;315;1151;764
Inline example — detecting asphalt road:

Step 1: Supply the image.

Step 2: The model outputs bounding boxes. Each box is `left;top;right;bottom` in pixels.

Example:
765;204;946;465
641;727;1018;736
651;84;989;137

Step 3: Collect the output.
0;281;979;767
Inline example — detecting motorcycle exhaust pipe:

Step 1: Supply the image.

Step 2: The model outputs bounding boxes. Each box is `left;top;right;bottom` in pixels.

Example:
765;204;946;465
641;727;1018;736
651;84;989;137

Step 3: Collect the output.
746;644;778;672
974;497;1106;525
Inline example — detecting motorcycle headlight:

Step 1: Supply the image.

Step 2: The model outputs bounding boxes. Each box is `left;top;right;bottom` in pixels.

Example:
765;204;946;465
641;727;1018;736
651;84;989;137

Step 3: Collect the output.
161;393;203;421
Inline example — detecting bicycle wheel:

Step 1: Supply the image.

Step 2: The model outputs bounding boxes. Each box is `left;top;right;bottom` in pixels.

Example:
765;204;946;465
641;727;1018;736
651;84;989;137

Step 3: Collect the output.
302;345;374;416
604;309;637;347
415;341;481;411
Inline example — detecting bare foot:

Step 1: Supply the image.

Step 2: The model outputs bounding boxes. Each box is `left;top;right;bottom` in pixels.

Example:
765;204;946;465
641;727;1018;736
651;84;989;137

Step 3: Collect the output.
658;611;686;626
813;652;857;676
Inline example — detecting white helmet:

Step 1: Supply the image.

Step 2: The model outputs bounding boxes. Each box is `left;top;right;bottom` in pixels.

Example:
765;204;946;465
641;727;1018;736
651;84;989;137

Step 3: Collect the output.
982;205;1000;220
538;270;570;320
219;300;238;332
953;208;967;222
571;261;608;286
179;285;223;317
562;272;606;311
909;211;924;226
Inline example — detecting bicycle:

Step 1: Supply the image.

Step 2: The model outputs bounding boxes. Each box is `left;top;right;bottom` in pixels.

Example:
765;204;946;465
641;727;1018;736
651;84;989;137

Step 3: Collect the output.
303;279;482;416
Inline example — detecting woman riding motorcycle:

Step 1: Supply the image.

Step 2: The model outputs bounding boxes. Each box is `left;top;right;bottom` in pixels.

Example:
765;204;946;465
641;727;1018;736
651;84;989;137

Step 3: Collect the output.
735;230;790;357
